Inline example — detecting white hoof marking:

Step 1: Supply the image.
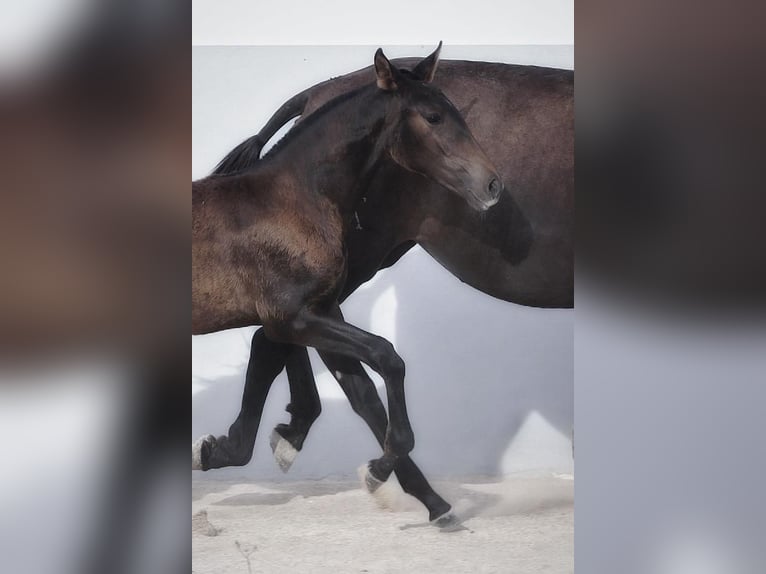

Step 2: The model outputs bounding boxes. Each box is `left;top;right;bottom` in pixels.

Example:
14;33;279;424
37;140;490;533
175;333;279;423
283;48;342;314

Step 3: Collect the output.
192;435;213;470
270;430;298;473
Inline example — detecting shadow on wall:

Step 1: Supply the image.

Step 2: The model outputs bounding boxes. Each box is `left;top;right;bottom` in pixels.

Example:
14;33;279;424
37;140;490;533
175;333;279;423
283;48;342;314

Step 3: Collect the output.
192;246;573;480
366;247;573;477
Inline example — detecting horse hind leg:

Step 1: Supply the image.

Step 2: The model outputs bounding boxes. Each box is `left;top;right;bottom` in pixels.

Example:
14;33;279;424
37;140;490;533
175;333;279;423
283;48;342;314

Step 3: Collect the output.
269;346;321;472
192;329;290;470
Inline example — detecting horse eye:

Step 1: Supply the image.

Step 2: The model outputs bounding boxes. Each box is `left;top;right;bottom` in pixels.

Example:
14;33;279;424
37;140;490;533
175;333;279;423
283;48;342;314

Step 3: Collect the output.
425;112;442;125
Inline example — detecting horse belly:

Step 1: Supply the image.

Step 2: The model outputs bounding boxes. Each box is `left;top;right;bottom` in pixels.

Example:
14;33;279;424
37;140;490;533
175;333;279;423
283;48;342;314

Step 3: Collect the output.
192;239;262;335
192;234;346;335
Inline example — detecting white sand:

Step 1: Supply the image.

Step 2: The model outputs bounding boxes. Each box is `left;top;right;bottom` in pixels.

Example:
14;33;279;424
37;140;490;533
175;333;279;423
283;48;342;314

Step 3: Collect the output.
192;474;573;574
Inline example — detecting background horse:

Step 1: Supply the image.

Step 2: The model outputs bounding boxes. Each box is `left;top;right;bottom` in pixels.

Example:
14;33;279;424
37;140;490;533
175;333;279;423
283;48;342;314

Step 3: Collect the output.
194;52;573;526
193;46;502;526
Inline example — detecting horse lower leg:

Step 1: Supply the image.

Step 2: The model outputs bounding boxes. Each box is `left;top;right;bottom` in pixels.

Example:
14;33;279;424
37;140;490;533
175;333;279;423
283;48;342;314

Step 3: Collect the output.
268;346;321;471
273;346;321;453
194;329;289;470
318;351;452;521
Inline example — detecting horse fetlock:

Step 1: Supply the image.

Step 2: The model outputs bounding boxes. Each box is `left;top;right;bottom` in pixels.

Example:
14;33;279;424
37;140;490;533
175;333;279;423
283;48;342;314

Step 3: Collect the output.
285;400;321;424
220;432;254;466
229;449;254;467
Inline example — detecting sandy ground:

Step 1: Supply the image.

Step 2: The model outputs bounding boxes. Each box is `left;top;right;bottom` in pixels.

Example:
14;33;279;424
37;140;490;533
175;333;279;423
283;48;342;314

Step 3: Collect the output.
192;473;573;574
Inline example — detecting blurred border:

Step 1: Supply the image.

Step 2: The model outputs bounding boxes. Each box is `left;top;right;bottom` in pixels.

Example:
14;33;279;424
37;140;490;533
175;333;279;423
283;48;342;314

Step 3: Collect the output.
1;2;189;573
3;0;765;572
576;1;766;573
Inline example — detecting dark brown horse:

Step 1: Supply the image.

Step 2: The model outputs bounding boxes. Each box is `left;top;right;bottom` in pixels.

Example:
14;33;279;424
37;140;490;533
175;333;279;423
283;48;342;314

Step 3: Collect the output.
192;46;502;511
193;53;573;528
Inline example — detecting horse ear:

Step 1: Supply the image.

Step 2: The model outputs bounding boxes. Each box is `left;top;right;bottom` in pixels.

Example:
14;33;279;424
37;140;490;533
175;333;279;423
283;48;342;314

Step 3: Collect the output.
412;41;442;83
374;48;398;91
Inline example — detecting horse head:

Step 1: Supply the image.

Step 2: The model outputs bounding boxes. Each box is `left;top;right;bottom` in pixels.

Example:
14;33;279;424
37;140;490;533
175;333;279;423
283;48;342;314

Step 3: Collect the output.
375;43;503;211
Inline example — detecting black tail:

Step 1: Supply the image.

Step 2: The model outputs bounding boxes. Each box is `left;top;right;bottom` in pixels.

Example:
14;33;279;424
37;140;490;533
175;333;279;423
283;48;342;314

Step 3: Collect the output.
211;134;266;176
211;88;313;176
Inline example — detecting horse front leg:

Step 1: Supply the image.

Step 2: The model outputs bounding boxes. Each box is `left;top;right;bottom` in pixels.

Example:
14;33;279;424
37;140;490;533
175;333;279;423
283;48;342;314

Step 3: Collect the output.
267;305;414;484
192;329;290;470
266;330;458;526
318;350;460;526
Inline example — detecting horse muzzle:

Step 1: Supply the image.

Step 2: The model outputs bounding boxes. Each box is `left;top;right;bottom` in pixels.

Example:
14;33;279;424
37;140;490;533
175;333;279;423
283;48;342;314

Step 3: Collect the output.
467;175;503;211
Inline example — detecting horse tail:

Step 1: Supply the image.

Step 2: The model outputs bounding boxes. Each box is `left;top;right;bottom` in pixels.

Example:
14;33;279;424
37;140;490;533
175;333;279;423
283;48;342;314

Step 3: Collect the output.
211;88;313;176
254;87;313;150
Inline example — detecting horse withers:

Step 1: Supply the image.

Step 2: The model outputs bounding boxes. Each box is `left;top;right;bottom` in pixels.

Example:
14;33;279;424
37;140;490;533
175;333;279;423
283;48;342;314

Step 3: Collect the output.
192;45;501;502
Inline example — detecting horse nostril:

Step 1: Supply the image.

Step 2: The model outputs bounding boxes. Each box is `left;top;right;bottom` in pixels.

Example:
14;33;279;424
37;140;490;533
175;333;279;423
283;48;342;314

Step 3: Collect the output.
488;178;501;196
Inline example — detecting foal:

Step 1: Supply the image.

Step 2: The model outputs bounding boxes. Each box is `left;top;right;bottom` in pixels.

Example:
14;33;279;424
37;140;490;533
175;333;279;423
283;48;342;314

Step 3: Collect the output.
193;47;501;492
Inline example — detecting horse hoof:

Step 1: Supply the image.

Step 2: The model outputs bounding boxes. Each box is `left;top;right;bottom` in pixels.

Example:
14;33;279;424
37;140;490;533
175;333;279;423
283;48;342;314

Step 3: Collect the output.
358;462;385;493
269;429;298;473
192;434;215;471
431;511;465;532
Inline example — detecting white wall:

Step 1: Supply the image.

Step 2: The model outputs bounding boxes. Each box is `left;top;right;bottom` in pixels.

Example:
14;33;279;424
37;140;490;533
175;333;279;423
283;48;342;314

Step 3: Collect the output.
192;45;574;480
192;1;574;46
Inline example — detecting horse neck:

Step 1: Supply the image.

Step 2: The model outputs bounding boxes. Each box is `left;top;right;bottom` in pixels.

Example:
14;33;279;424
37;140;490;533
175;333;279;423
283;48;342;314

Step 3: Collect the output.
267;87;390;221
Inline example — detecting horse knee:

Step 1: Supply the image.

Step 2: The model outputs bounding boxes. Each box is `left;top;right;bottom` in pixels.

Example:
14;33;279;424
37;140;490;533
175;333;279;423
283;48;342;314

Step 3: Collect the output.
386;427;415;455
386;353;405;381
372;339;405;380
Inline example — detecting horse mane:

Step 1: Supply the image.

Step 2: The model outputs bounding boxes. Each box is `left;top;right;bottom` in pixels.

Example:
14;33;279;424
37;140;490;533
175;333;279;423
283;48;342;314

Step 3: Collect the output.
209;84;371;177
